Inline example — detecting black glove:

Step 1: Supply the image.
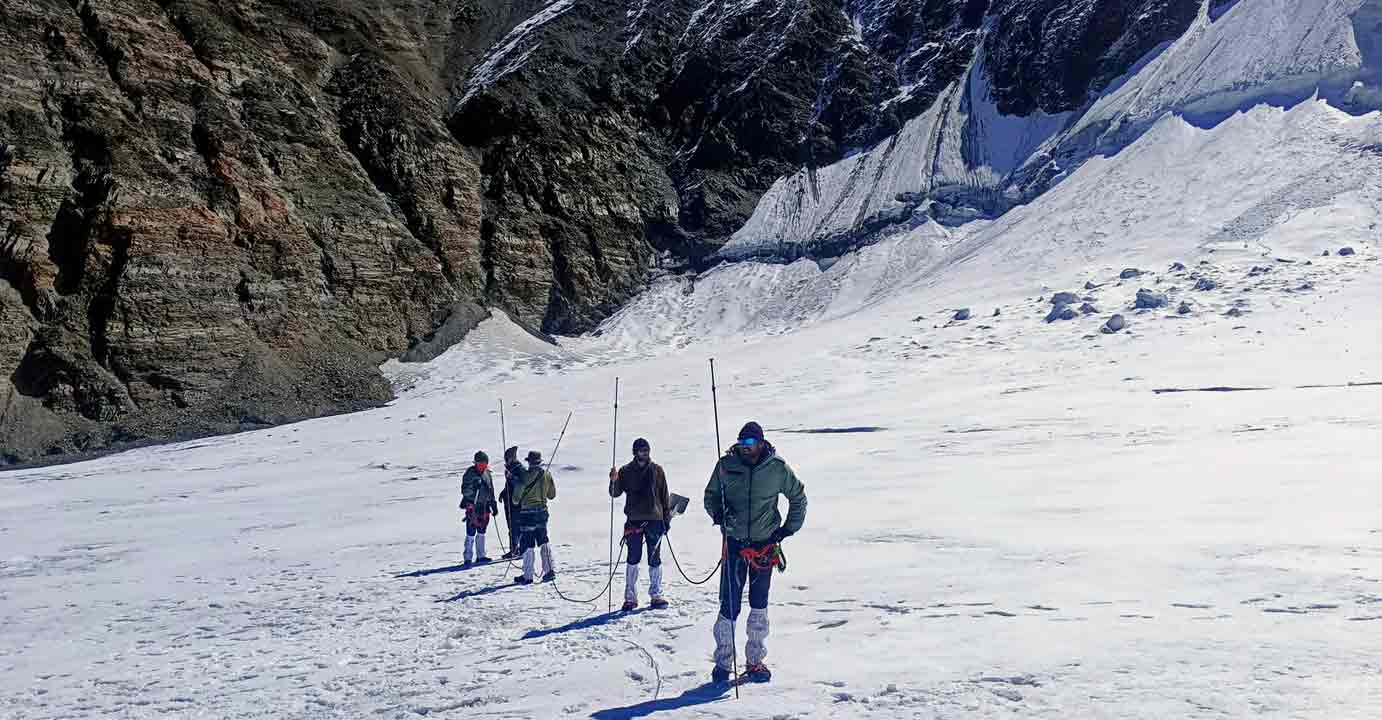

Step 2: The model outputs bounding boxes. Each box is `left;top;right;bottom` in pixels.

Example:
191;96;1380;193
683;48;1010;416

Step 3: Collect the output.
768;528;792;544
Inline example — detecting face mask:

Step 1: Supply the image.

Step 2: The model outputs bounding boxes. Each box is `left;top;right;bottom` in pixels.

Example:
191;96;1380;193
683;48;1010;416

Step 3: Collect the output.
476;463;489;473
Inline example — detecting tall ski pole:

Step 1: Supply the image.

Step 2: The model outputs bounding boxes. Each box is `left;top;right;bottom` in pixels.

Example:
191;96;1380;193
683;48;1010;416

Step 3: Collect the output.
609;377;619;614
710;359;738;698
499;399;513;559
546;411;573;468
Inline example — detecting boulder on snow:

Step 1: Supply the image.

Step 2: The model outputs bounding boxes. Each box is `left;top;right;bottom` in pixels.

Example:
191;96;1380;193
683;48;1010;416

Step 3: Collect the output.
1169;262;1187;272
1079;302;1098;315
1247;265;1272;277
1193;277;1217;291
1102;314;1127;333
1045;305;1078;323
1050;291;1080;306
953;308;972;321
1225;307;1244;317
1339;246;1356;256
1134;289;1169;309
1084;281;1099;290
992;308;1001;317
1120;268;1142;279
1322;249;1331;256
1177;302;1192;315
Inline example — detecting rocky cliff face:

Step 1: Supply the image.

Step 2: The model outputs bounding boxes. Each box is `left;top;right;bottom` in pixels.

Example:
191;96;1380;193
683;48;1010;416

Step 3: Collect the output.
0;0;1200;464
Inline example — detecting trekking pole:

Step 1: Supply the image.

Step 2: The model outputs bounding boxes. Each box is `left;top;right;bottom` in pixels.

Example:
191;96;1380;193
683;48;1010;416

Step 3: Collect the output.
710;359;739;698
546;411;573;468
499;398;513;559
609;377;619;614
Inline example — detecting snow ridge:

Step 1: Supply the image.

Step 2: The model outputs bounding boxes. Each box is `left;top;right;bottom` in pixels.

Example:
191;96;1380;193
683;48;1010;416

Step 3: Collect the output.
722;0;1382;262
459;0;576;105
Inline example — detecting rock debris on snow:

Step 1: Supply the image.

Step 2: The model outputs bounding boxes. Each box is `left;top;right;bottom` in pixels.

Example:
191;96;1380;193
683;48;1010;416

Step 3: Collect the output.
1120;268;1143;279
1339;247;1356;256
953;308;972;321
1102;314;1127;333
1194;277;1217;291
1134;289;1168;309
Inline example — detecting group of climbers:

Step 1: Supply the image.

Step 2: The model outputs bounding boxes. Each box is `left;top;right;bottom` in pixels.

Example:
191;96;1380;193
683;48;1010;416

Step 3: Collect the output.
458;445;556;583
454;421;807;685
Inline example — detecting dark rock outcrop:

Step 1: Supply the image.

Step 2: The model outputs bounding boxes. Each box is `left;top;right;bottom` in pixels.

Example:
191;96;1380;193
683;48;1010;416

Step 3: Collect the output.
0;0;1204;464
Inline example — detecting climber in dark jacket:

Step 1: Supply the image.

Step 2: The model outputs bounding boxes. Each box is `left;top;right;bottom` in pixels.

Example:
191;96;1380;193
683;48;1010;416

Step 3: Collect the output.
459;451;498;565
609;437;673;610
498;446;523;559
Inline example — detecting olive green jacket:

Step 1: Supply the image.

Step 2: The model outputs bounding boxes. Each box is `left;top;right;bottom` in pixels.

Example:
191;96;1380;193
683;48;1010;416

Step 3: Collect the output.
513;465;556;510
703;445;807;543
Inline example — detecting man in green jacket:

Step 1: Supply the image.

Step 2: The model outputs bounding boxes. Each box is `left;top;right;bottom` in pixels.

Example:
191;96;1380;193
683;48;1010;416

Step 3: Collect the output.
610;437;673;611
513;450;558;585
703;421;807;685
459;451;498;566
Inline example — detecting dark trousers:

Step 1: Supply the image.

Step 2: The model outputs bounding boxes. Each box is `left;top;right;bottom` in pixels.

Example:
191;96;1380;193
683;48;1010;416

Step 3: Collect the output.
718;538;774;620
505;501;520;550
516;508;550;552
624;521;665;567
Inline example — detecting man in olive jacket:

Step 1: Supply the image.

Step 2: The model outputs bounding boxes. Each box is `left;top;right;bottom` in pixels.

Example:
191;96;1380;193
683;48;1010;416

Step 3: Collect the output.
512;450;558;585
459;451;498;565
610;437;673;611
703;421;807;684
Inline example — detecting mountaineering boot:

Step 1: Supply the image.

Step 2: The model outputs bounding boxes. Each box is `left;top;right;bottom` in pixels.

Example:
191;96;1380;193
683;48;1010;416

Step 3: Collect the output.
712;614;735;678
711;665;732;684
513;575;533;585
463;535;475;566
648;565;666;608
624;565;640;608
621;600;638;612
519;547;535;584
740;663;772;684
746;608;770;666
475;534;491;563
540;544;555;579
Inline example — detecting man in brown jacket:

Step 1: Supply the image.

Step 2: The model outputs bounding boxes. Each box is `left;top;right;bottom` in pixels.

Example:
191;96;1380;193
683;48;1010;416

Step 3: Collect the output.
609;437;672;611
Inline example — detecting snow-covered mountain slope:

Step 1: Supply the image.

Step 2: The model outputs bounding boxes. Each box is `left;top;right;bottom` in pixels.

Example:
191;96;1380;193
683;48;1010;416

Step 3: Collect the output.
4;2;1382;718
4;84;1382;718
595;97;1381;346
722;0;1382;259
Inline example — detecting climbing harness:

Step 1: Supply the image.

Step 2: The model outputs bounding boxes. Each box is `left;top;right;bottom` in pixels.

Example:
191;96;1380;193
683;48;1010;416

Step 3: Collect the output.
736;543;786;573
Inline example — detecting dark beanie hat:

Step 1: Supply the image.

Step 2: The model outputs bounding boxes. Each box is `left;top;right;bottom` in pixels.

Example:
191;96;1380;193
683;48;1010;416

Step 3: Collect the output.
526;450;542;463
632;437;650;452
474;450;489;463
505;446;518;460
737;421;764;442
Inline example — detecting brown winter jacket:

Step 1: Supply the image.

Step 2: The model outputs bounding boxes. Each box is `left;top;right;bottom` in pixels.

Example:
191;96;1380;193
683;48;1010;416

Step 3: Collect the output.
609;461;671;523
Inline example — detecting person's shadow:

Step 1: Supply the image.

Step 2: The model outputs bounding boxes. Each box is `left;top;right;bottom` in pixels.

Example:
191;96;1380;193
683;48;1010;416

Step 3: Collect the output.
589;682;729;719
521;608;650;640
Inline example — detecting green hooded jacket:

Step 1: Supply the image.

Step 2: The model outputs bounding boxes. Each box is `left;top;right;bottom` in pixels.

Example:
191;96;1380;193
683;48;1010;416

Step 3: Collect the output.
703;443;807;544
460;466;498;513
